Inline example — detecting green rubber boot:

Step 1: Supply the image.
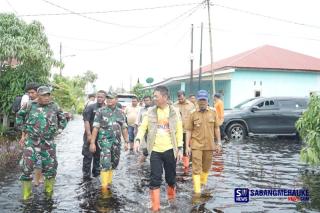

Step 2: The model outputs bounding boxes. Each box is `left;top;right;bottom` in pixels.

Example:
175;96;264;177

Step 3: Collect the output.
44;178;55;197
22;180;32;200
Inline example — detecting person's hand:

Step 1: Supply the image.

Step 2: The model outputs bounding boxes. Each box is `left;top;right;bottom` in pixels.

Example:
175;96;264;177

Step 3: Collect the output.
177;148;183;162
89;143;96;153
185;146;191;157
216;142;222;153
134;139;140;153
124;142;129;151
87;134;92;143
19;136;26;148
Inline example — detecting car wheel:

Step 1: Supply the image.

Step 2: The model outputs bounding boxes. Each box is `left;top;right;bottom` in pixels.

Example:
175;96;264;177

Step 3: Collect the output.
227;123;247;141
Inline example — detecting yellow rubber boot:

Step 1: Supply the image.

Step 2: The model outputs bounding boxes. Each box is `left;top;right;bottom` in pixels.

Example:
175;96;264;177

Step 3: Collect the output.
200;172;209;185
44;178;55;197
101;171;108;188
22;180;32;200
107;170;113;185
192;175;201;194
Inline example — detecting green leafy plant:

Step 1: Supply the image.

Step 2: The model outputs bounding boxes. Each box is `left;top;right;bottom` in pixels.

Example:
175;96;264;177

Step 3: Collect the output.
132;83;152;100
52;71;97;114
0;13;55;116
296;95;320;166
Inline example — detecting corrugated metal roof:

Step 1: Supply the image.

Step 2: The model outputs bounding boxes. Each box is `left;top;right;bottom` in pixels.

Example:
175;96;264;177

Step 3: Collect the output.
200;45;320;73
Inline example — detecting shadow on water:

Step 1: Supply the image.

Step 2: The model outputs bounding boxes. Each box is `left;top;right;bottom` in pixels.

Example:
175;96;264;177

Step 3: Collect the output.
0;117;320;212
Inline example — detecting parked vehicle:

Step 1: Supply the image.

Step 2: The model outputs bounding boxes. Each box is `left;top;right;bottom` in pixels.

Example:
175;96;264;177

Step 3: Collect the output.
117;93;137;110
221;97;309;141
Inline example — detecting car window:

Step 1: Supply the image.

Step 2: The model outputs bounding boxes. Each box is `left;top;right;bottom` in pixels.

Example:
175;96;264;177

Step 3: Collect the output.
278;99;307;109
234;98;261;109
256;100;277;109
117;94;137;108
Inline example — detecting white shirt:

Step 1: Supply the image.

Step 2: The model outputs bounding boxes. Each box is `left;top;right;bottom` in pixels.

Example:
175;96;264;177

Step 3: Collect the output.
20;94;30;108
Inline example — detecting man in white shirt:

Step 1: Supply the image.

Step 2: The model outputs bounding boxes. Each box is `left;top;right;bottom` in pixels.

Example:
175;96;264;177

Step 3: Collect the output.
124;96;140;151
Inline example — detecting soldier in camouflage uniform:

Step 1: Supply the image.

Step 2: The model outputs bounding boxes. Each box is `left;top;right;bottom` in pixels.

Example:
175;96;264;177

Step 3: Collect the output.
16;86;67;200
89;92;129;193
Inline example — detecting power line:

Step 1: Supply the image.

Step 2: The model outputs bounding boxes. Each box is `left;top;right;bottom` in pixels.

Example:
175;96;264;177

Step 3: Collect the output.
47;4;200;49
19;2;199;17
194;24;320;42
65;1;205;52
39;0;161;29
212;3;320;30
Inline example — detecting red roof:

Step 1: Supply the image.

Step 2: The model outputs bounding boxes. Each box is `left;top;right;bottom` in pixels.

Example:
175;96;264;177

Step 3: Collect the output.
200;45;320;73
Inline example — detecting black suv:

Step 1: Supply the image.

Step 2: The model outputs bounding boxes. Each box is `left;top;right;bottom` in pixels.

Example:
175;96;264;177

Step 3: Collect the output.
221;97;309;140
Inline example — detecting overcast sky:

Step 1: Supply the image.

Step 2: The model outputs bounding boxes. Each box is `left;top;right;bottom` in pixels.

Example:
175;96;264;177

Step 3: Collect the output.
1;0;320;91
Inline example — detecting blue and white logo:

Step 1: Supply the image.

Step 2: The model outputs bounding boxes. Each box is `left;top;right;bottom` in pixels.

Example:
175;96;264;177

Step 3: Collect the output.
234;188;249;203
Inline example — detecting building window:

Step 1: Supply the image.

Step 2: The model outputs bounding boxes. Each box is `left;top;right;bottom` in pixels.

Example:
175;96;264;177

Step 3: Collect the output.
254;90;261;97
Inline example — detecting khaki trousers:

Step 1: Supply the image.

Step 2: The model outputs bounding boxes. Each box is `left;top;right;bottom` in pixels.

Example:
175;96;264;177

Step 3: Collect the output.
191;150;213;175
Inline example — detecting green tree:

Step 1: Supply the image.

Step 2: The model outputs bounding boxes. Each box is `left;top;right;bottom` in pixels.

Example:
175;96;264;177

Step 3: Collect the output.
0;13;56;126
296;95;320;166
52;71;98;114
132;83;152;100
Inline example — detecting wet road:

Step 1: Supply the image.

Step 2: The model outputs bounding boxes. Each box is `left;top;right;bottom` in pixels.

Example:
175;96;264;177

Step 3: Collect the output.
0;117;319;212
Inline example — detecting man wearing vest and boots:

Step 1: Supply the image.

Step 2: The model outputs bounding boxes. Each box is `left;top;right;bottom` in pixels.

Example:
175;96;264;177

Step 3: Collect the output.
134;86;183;212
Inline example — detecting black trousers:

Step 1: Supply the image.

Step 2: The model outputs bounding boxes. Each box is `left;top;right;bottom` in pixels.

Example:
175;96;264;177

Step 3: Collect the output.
82;134;101;177
150;149;176;189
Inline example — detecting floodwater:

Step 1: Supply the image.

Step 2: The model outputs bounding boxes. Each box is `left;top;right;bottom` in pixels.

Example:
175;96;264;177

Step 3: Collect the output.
0;117;319;212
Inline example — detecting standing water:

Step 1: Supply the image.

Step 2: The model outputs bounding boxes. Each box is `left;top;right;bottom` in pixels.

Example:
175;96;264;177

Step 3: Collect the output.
0;117;319;212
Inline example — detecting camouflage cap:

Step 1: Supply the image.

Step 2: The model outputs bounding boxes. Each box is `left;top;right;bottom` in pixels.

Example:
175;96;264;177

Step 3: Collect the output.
106;92;117;99
37;86;51;95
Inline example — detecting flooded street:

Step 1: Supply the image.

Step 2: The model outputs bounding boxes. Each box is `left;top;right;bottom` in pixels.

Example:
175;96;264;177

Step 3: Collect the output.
0;117;320;212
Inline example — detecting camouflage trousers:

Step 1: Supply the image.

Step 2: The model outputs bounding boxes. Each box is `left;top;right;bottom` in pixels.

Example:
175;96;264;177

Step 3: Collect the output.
98;138;121;171
19;138;57;181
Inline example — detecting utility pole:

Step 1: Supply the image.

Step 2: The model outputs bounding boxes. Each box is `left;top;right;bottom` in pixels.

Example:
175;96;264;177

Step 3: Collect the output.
189;24;194;95
207;0;215;95
59;42;62;76
198;23;203;91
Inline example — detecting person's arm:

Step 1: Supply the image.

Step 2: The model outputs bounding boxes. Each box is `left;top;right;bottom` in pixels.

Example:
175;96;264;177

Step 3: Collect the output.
83;106;94;141
185;112;194;156
175;110;183;161
134;115;149;152
90;109;103;153
57;105;67;130
16;106;27;131
84;121;92;141
185;130;192;156
122;128;129;143
89;127;99;153
214;113;222;152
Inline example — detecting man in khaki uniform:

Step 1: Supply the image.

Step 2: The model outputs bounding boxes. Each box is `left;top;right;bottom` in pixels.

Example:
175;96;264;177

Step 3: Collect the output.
185;90;221;195
174;90;195;172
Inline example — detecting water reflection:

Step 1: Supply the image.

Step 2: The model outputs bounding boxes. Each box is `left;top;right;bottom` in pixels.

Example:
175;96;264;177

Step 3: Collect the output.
0;118;319;212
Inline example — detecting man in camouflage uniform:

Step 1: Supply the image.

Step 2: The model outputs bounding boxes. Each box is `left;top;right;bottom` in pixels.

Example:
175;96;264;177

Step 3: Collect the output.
82;90;106;179
16;86;67;200
89;92;129;193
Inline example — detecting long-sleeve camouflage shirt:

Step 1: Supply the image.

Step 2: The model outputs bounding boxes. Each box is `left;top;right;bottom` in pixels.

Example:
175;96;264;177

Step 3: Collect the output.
16;101;67;144
93;106;127;144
